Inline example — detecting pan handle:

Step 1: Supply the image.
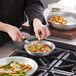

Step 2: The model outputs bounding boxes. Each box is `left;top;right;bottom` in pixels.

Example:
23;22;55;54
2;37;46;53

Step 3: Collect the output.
22;38;29;44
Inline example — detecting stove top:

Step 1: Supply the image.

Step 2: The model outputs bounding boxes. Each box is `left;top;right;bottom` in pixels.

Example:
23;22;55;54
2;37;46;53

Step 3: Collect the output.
10;40;76;76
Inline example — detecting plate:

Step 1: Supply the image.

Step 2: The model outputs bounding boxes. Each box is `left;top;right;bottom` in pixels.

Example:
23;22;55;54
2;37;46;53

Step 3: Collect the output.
0;56;38;76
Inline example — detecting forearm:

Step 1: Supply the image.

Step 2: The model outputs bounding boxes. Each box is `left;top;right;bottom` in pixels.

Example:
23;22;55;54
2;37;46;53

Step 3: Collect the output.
0;22;25;42
0;22;14;33
0;22;8;32
33;18;42;27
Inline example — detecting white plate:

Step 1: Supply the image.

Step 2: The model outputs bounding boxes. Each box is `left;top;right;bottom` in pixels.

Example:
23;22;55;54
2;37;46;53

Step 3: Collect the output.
0;56;38;76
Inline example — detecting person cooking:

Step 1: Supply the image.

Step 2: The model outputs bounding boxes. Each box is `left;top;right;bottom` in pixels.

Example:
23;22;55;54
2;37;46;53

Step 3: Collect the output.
0;0;50;46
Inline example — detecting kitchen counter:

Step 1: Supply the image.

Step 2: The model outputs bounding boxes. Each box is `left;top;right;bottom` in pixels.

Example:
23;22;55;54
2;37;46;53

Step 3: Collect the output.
47;36;76;45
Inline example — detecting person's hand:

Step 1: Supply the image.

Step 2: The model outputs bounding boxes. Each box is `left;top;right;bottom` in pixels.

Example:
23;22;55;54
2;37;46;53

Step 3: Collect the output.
33;18;50;40
4;24;25;42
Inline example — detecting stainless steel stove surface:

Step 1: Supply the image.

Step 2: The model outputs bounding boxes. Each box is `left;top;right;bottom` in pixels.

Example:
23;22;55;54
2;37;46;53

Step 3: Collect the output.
10;40;76;76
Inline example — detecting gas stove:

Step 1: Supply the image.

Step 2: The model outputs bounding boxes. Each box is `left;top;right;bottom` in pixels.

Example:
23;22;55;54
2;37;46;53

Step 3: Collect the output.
10;40;76;76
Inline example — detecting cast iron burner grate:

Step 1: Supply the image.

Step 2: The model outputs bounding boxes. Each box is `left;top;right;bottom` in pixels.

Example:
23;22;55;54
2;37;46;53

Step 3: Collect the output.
51;50;76;76
11;47;68;76
44;71;67;76
1;38;76;76
10;40;76;76
54;60;75;72
63;51;76;62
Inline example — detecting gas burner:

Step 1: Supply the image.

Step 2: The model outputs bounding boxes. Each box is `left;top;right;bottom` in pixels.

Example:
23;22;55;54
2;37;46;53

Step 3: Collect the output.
12;48;66;69
12;50;58;69
37;57;57;69
48;48;66;59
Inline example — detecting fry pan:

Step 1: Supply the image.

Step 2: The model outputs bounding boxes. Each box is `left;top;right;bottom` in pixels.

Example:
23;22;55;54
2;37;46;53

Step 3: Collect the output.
23;39;55;57
48;12;76;30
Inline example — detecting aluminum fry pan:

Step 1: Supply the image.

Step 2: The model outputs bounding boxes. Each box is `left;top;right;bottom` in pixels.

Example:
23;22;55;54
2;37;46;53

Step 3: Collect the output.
24;40;55;57
48;12;76;30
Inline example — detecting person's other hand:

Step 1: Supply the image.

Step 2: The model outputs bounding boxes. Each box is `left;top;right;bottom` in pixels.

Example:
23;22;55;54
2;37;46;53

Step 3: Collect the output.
4;24;25;42
33;18;50;40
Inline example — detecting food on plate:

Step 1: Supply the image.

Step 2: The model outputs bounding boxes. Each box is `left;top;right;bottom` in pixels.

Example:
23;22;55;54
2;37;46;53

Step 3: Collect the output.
48;16;67;25
0;61;32;76
28;42;52;53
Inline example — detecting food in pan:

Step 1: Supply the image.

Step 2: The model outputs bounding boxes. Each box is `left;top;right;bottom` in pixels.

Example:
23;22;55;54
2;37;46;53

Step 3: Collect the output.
48;16;67;25
28;42;52;53
0;61;32;76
